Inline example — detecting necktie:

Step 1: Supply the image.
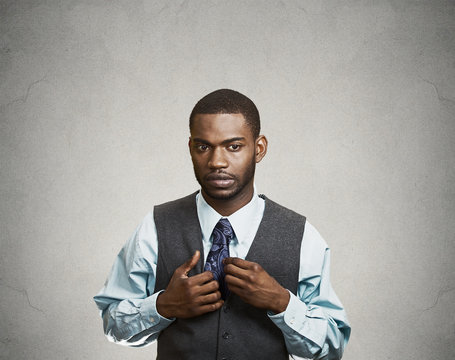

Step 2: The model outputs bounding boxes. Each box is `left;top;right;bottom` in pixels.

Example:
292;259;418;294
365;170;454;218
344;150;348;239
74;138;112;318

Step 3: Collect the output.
204;218;233;300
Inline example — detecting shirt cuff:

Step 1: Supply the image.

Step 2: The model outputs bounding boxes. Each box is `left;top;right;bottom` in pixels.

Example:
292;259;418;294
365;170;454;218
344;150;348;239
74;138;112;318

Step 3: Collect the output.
268;291;326;349
140;290;175;331
268;290;306;327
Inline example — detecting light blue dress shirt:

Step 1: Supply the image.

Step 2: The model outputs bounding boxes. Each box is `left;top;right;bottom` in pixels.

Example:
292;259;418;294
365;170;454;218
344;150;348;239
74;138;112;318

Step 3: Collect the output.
94;190;351;359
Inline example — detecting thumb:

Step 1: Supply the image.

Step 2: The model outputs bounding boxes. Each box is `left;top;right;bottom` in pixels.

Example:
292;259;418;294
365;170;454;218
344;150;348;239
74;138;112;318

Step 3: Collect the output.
178;250;201;277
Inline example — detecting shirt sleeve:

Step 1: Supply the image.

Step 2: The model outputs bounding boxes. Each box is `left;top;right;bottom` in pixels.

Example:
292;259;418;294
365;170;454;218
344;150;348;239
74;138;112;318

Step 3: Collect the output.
93;211;174;347
268;221;351;359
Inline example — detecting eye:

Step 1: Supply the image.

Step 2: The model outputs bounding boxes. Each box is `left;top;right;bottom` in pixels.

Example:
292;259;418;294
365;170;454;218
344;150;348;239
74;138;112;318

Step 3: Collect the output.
197;144;210;151
228;144;241;151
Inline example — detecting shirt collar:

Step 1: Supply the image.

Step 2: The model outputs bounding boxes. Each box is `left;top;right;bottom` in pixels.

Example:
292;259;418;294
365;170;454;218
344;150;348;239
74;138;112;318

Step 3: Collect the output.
196;187;262;246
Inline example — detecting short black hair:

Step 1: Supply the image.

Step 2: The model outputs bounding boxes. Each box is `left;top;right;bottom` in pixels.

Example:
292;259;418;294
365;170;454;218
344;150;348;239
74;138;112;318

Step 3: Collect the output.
189;89;260;138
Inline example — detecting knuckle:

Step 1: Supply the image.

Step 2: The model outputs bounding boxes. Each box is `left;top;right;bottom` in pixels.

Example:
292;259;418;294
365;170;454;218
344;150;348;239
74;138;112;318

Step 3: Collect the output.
195;297;204;306
252;263;261;272
173;268;183;277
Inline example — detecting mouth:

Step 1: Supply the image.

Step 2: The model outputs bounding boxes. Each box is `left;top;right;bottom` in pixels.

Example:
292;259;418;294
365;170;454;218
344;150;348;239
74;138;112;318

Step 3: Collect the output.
205;173;235;188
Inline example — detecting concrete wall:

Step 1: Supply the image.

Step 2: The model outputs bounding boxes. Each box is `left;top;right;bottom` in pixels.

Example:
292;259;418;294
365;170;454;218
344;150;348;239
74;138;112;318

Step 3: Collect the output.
1;1;454;359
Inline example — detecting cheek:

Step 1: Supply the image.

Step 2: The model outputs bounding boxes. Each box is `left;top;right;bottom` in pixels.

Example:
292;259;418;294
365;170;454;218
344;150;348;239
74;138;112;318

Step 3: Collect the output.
235;154;255;170
191;154;206;168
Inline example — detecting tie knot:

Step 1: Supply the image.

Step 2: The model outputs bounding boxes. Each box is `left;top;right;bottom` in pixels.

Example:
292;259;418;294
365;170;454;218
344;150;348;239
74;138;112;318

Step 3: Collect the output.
213;218;234;245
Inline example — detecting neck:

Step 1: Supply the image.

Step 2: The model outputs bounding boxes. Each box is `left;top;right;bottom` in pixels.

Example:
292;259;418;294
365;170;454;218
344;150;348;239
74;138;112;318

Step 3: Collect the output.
202;184;254;216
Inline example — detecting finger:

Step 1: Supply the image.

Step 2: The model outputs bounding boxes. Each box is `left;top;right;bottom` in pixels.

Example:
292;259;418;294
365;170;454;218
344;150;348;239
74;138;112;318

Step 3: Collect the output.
196;300;224;314
195;280;219;296
225;274;246;289
177;250;201;276
186;271;218;290
223;280;246;299
198;290;221;305
187;271;216;287
224;263;251;281
223;257;256;270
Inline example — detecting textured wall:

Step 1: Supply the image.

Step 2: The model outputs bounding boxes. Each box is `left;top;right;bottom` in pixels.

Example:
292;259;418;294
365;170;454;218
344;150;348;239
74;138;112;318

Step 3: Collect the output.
1;1;454;359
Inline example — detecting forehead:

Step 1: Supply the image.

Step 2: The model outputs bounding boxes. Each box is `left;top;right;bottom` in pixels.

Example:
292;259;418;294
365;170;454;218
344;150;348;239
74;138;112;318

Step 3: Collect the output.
190;113;252;141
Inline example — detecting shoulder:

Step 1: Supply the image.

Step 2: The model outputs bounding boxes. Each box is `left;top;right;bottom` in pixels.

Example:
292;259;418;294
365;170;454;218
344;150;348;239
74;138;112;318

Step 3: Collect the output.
128;211;157;260
134;211;157;242
302;220;328;252
154;191;199;214
261;196;326;251
261;195;306;223
260;196;328;255
300;220;329;275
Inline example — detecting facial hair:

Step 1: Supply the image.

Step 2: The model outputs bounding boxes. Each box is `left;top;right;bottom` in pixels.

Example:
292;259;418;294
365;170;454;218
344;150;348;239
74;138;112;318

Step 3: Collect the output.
194;156;256;201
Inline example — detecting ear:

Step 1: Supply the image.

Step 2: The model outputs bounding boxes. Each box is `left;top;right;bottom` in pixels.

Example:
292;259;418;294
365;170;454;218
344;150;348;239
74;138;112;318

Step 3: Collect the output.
255;135;268;163
188;137;192;153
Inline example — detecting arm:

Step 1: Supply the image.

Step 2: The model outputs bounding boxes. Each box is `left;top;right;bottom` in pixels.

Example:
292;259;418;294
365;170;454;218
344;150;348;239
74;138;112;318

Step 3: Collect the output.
93;212;172;347
270;247;350;360
93;212;224;346
224;222;350;359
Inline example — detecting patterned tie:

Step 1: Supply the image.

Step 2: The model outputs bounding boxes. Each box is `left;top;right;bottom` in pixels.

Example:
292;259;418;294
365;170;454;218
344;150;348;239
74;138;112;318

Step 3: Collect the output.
204;218;233;300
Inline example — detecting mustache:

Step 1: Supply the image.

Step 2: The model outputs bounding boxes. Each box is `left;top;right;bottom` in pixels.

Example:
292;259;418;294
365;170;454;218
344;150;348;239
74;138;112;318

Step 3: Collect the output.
205;172;236;181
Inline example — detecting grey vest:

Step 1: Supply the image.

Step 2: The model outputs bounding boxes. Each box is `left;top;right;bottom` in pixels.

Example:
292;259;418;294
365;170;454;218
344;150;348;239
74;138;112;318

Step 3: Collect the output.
154;192;306;360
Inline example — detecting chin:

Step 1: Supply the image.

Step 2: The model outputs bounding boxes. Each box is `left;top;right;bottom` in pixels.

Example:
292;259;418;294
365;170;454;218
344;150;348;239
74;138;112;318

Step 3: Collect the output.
203;187;240;201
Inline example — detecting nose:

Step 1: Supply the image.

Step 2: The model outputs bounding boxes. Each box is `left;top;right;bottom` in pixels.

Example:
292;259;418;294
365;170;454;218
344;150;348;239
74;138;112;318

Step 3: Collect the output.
208;147;228;169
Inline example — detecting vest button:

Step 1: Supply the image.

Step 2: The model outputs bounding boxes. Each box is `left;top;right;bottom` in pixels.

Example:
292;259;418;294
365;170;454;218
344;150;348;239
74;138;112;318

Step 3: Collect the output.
223;305;230;313
222;332;230;339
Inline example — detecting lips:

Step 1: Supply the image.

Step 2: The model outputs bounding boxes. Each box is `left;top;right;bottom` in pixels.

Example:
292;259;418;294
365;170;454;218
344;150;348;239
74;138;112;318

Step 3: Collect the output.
205;173;235;188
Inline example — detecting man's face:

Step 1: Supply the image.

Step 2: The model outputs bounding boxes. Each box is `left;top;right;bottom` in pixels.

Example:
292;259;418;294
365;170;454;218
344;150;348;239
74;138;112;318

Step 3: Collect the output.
189;113;265;205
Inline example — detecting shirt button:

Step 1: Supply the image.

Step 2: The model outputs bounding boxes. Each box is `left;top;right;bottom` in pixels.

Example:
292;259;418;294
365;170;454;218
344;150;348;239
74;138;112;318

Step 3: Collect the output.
222;332;230;339
150;317;155;323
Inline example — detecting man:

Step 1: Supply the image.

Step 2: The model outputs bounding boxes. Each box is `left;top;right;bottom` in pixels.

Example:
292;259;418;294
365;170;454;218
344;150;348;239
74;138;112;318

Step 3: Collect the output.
94;89;351;359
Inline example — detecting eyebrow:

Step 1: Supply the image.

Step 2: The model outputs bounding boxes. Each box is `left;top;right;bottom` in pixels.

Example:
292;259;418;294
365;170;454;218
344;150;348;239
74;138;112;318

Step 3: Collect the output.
192;137;246;146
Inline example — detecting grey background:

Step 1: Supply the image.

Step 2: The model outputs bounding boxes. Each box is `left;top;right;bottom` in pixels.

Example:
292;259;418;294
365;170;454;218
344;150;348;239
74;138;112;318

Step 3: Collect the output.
1;1;454;359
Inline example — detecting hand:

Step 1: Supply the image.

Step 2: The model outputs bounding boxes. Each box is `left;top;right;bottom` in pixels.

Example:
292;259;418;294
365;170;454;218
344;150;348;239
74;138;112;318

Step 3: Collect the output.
156;250;224;319
223;257;290;314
